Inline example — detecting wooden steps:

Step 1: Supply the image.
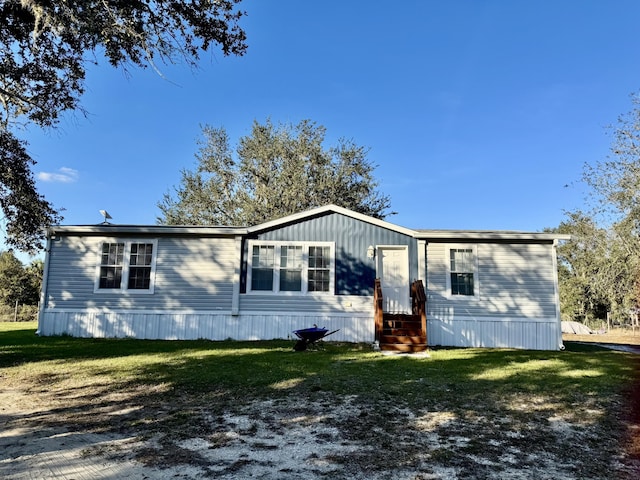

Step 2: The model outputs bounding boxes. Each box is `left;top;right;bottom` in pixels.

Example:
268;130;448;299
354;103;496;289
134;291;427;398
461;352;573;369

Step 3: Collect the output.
380;313;427;352
374;279;428;353
380;343;428;353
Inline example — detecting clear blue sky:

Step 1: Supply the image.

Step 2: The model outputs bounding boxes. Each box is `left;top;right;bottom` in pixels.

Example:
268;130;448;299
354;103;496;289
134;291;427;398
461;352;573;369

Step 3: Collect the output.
5;0;640;262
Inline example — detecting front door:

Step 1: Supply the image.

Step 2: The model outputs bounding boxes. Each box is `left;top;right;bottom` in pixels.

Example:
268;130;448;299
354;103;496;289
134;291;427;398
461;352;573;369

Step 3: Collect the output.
377;246;410;313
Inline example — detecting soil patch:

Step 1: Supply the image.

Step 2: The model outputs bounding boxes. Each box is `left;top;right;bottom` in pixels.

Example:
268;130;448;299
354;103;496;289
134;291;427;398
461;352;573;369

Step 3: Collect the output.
2;384;639;479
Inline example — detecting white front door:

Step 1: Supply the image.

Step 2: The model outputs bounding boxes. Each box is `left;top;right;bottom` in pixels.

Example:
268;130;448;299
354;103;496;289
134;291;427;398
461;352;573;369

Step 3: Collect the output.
378;246;410;313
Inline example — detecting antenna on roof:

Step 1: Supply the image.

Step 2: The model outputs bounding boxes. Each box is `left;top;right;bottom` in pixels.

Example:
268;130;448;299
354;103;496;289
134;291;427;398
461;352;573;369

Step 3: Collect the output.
99;210;112;224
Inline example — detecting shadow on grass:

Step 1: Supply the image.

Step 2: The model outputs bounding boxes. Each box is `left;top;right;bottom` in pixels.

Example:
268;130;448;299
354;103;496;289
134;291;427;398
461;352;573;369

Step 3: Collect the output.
1;324;637;478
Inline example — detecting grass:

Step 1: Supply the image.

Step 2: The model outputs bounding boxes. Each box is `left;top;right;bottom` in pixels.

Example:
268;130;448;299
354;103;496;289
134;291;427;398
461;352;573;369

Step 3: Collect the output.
1;321;638;479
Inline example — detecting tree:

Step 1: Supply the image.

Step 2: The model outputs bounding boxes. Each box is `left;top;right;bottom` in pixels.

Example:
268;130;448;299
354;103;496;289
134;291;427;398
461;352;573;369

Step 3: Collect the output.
583;93;640;238
1;0;248;252
554;213;614;324
0;250;40;307
558;93;640;324
158;119;392;226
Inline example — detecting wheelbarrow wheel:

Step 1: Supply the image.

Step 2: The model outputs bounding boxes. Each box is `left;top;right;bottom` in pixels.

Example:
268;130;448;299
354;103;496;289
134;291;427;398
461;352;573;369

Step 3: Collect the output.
294;339;308;351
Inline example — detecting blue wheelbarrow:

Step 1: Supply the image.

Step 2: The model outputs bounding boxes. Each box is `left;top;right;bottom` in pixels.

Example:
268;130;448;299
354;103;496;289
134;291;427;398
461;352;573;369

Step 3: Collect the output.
292;326;340;351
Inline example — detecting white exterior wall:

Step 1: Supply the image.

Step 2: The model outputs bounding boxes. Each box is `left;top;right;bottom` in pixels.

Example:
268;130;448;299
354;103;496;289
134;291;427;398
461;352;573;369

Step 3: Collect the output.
42;235;238;311
426;241;562;350
39;222;564;351
39;233;375;342
39;307;373;343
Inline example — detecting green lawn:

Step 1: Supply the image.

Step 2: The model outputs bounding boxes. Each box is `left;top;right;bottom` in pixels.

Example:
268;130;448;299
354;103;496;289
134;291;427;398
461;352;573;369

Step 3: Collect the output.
1;321;637;479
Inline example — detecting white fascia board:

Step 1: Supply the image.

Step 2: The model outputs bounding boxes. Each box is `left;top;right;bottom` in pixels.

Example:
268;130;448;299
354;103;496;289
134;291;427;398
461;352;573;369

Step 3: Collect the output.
247;204;418;237
415;230;571;241
48;225;248;237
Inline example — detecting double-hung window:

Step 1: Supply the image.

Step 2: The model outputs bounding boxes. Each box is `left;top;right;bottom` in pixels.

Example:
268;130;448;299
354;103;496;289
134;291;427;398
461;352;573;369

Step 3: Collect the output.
279;245;303;291
248;241;334;294
447;245;477;297
95;239;158;293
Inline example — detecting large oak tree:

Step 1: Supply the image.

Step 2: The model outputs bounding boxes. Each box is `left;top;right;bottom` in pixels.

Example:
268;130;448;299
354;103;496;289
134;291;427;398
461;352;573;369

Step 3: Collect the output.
158;119;392;226
1;0;248;252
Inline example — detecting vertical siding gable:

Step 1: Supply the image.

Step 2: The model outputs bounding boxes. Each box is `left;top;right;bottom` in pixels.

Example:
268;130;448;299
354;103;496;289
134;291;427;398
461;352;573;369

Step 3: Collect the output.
246;212;417;295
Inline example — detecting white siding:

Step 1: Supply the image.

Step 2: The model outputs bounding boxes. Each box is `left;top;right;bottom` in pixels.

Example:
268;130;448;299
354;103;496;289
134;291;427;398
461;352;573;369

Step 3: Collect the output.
427;316;559;350
426;242;561;350
40;229;563;350
40;233;375;343
239;293;371;314
44;235;237;311
39;308;373;343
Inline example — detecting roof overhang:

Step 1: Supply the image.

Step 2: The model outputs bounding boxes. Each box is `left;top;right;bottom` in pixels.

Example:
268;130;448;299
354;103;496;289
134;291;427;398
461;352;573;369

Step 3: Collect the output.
414;230;571;242
47;225;247;237
46;205;571;243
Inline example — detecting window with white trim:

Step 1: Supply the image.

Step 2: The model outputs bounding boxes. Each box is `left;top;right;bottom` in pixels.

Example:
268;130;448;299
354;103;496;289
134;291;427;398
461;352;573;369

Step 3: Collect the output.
95;239;158;293
248;241;334;294
446;245;477;296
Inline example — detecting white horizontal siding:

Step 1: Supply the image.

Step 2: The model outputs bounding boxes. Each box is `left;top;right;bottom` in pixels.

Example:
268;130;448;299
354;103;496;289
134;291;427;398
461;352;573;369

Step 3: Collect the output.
425;241;562;350
45;235;237;311
39;309;373;343
239;294;372;313
427;242;557;318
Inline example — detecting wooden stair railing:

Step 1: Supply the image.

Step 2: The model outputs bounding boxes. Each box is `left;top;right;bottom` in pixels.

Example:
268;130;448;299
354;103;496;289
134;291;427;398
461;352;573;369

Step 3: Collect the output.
374;278;427;352
374;278;383;343
411;279;427;345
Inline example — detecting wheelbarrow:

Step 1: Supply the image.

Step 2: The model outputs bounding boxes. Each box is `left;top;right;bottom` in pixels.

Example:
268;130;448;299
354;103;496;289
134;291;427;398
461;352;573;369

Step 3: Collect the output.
292;326;340;351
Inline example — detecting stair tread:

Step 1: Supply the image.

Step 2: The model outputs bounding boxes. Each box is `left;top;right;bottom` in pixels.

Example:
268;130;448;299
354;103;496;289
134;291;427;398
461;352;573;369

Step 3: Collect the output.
380;344;428;352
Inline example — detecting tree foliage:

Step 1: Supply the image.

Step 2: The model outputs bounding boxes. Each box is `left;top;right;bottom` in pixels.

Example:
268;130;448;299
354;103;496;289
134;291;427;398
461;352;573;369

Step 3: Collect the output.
558;93;640;324
158;119;392;226
555;213;620;323
1;0;248;252
0;130;62;252
0;250;42;307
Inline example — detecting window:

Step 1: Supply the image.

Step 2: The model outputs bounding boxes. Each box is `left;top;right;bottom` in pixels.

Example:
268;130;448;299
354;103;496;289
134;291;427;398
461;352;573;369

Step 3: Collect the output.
95;239;157;293
279;245;303;291
308;246;331;292
251;245;275;291
447;246;476;296
247;241;334;294
99;242;124;289
128;243;154;289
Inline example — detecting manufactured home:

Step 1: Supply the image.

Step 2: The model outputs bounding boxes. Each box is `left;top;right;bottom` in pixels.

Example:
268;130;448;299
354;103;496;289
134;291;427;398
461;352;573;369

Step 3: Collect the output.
37;205;568;351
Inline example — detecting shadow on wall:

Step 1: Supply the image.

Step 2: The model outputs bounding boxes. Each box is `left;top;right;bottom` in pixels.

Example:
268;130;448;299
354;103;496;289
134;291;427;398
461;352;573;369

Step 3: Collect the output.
50;236;234;313
335;248;376;296
429;243;556;318
428;243;559;348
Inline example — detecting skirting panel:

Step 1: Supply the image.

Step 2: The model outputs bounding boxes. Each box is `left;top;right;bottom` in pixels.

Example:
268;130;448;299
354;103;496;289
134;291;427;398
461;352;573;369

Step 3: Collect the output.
38;310;375;343
427;315;562;350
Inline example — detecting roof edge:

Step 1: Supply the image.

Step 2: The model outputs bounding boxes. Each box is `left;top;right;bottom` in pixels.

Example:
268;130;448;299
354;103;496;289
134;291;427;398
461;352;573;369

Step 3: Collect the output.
48;225;248;236
415;231;571;241
247;204;418;237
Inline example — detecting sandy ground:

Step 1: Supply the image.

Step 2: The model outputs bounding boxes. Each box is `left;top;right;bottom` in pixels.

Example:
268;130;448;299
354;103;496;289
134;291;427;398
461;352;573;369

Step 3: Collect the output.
3;388;632;480
1;340;639;479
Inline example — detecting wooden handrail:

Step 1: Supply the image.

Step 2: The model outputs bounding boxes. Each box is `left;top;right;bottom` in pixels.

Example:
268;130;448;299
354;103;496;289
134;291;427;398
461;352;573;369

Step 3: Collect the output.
411;279;427;340
374;278;383;342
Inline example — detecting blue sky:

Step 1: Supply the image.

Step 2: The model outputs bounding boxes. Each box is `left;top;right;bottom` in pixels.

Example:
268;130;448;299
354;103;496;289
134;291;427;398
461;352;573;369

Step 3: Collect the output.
5;0;640;261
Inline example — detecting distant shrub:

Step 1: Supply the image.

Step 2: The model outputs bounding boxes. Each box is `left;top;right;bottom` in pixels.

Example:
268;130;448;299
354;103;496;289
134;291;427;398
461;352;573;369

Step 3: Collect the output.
0;304;38;322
